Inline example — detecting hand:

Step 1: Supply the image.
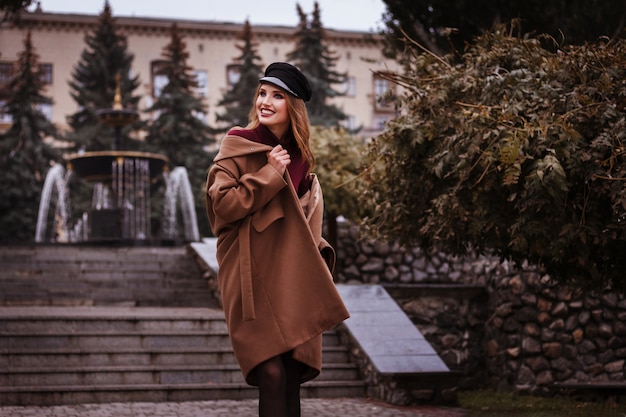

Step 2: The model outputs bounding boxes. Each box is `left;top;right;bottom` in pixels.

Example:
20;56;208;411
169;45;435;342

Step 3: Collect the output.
267;145;291;175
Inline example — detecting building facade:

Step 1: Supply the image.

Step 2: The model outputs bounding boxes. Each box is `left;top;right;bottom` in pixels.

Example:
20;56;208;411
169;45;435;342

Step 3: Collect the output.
0;9;399;142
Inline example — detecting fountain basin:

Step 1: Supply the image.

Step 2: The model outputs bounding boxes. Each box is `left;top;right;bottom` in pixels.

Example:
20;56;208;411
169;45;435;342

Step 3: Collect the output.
96;108;139;127
36;154;198;244
66;151;169;181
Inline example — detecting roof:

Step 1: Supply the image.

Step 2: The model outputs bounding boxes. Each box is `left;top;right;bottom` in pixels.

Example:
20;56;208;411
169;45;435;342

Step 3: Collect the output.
7;10;382;46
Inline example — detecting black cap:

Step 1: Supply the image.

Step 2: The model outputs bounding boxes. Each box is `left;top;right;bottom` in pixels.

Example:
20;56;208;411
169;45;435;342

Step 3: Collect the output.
259;62;312;102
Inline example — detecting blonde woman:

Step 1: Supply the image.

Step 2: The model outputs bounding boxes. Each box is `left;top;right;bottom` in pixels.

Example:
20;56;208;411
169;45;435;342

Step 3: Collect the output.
205;62;349;417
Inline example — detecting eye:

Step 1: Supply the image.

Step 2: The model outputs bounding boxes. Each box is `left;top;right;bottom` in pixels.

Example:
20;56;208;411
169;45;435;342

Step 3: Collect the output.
259;90;267;97
273;92;285;99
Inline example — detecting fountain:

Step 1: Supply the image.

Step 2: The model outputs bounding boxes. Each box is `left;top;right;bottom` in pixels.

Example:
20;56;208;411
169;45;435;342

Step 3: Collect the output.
162;167;199;241
35;75;199;244
35;163;71;243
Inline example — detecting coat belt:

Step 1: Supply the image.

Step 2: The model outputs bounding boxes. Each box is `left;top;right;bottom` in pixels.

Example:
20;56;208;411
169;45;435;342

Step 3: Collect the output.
239;216;256;321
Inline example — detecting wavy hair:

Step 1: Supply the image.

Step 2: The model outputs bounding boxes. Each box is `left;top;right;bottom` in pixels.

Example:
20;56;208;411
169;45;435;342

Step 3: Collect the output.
246;85;315;172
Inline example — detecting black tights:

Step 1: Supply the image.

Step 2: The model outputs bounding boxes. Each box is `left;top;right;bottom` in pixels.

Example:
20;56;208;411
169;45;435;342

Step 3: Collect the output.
252;351;304;417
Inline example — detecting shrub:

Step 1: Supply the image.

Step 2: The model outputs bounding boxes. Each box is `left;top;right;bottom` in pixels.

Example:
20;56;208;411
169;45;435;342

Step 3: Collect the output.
359;24;626;291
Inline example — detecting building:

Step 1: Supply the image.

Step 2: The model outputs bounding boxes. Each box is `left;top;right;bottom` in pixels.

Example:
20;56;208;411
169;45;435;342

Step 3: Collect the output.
0;8;399;143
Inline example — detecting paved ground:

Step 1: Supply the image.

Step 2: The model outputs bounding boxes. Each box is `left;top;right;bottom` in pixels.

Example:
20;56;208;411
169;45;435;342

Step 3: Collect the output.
0;398;469;417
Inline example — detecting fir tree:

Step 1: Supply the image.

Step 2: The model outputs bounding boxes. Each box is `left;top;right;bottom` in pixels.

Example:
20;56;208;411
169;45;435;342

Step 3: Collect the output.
66;1;141;151
1;0;33;21
0;31;59;242
215;20;264;130
145;23;215;238
288;2;347;127
145;23;213;165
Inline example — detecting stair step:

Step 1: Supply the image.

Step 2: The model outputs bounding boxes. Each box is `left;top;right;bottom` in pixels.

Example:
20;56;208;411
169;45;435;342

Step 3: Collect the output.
0;246;217;308
2;345;350;368
0;246;191;258
0;380;367;406
1;333;341;352
2;349;238;367
1;332;340;348
1;362;360;386
0;332;234;350
0;316;228;333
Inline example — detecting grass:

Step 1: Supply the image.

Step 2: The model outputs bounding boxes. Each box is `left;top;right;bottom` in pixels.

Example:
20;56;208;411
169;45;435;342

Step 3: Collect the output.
458;390;626;417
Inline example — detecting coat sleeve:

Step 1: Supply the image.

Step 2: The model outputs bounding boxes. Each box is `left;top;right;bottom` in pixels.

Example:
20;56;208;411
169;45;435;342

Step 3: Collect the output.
300;174;336;274
207;158;288;224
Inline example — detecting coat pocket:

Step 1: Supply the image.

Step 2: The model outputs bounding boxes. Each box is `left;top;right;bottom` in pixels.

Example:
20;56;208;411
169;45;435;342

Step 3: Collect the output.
251;199;285;232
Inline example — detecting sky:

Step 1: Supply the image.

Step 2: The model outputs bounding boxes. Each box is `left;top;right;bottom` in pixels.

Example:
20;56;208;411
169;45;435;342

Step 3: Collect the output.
31;0;387;32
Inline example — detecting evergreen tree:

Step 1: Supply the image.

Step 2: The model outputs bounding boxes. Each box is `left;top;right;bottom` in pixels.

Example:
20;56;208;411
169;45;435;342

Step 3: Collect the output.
215;20;264;129
287;2;347;127
145;23;213;166
1;0;32;21
144;23;215;239
0;31;59;242
66;1;141;151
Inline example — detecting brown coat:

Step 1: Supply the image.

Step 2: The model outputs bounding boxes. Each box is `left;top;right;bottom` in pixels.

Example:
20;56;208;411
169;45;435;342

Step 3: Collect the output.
205;134;349;385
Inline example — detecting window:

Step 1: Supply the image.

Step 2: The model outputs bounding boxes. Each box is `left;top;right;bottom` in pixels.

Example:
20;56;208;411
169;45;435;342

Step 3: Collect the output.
0;62;52;85
39;63;53;84
226;64;241;86
194;70;207;97
375;116;391;130
152;75;168;98
373;74;395;112
151;60;207;99
193;109;207;123
0;100;12;124
0;62;14;84
341;115;357;130
341;76;356;97
38;103;53;120
150;60;168;97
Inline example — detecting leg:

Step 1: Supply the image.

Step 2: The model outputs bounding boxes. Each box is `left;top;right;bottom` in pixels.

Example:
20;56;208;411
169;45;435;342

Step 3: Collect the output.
252;355;287;417
282;351;304;417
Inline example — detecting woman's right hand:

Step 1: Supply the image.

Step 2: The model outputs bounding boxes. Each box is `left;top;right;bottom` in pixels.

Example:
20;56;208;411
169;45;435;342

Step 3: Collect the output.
267;145;291;175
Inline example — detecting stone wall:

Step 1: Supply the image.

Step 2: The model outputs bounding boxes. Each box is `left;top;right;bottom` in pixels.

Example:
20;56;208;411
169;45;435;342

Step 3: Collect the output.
334;222;503;286
485;272;626;395
332;220;626;396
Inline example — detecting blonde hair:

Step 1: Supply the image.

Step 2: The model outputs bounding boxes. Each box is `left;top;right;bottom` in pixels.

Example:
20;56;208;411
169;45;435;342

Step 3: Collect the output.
247;85;315;172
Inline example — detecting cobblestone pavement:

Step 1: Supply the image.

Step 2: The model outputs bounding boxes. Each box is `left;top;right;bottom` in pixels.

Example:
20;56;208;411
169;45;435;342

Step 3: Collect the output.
0;398;469;417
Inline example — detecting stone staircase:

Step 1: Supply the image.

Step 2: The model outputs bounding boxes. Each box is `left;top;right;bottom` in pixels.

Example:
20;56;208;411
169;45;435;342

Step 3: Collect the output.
0;245;215;307
0;245;365;405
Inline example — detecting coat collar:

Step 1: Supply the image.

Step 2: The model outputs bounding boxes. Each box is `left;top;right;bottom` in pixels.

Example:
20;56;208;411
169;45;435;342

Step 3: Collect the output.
213;134;272;163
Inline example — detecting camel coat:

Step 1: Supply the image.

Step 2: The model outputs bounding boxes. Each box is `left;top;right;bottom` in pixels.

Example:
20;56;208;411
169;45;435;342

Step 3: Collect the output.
205;133;349;385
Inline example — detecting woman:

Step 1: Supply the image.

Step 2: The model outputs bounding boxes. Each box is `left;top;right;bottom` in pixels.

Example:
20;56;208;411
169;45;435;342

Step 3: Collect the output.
205;62;349;417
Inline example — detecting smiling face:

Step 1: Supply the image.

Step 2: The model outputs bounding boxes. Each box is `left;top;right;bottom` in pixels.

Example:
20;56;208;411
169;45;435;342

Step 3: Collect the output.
256;82;291;140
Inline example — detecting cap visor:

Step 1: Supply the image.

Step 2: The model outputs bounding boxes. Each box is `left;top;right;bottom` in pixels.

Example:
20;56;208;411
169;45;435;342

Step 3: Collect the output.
259;76;300;98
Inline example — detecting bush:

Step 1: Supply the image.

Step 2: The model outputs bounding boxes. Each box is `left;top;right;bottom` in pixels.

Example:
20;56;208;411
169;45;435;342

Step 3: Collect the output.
359;24;626;291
